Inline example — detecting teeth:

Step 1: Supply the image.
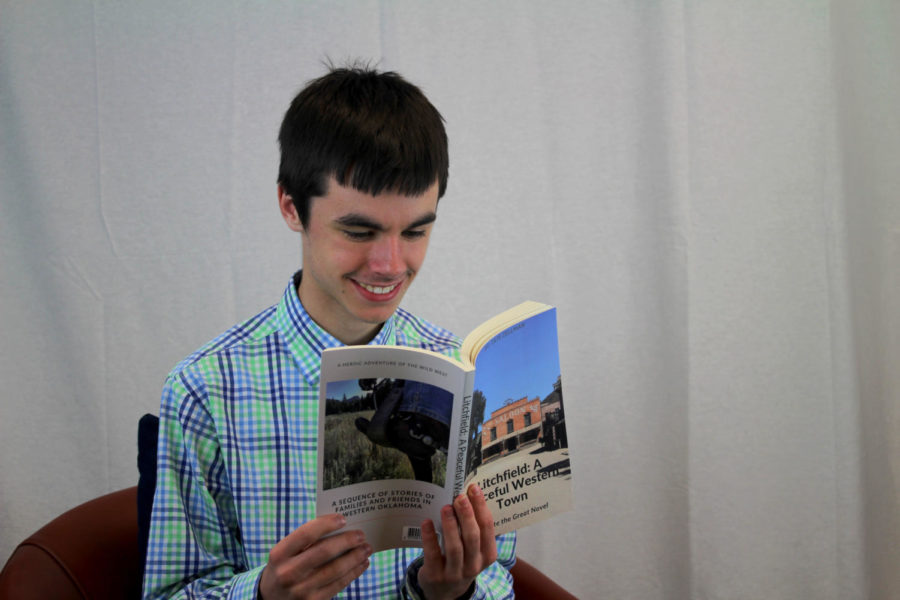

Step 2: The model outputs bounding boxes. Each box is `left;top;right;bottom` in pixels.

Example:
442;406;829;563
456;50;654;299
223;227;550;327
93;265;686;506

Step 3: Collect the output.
359;282;398;295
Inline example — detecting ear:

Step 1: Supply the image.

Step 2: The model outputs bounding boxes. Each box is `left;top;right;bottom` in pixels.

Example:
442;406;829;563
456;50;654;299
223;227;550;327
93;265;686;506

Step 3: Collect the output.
278;185;304;232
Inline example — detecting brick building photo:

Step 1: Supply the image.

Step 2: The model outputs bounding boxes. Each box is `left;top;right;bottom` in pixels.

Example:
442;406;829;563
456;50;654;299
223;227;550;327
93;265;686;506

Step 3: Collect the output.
480;376;566;463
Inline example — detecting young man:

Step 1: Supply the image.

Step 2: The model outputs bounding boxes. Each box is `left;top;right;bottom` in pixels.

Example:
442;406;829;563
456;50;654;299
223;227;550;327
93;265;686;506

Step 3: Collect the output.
142;67;516;599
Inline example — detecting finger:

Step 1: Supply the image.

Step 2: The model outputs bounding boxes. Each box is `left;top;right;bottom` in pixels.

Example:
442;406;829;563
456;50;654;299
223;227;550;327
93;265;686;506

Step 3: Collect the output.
309;541;373;593
321;552;371;597
453;492;483;575
420;517;444;574
289;529;369;573
440;503;463;574
270;513;349;563
268;534;372;597
467;483;498;565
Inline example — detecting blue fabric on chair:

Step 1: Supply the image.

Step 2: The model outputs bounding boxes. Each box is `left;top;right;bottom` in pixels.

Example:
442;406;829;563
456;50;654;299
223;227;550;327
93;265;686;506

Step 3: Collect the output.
137;413;159;582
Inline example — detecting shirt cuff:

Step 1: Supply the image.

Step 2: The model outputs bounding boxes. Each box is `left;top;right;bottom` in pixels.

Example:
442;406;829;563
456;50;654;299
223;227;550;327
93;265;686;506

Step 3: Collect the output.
233;564;265;599
403;555;477;600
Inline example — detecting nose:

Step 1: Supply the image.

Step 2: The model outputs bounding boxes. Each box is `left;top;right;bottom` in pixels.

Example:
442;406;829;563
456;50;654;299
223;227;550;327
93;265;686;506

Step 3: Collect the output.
368;235;404;275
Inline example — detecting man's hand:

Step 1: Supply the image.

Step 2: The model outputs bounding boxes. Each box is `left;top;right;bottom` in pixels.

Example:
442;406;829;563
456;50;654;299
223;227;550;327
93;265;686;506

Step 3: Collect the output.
418;484;497;600
258;514;373;600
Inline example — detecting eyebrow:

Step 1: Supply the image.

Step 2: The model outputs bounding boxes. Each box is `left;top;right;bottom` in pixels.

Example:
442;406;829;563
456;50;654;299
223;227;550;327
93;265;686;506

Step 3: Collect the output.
334;212;437;231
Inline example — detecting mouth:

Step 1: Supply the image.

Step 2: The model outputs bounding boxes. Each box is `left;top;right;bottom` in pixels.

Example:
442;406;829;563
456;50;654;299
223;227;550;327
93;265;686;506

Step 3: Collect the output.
357;281;400;295
351;278;406;302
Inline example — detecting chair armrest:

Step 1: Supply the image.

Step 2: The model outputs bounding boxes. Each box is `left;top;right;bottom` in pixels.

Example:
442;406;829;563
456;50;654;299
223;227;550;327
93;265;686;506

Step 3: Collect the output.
510;556;578;599
0;486;142;600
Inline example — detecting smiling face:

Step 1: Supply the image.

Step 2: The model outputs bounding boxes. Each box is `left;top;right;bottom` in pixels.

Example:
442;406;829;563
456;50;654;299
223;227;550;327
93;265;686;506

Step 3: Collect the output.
279;176;439;345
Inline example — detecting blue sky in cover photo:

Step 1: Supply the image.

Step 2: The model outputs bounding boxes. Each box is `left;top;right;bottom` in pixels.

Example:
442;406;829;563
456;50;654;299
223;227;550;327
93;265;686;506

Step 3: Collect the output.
473;308;561;420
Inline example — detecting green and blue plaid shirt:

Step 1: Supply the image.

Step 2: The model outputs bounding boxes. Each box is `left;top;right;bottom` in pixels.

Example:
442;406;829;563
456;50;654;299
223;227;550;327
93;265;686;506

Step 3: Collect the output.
143;273;516;599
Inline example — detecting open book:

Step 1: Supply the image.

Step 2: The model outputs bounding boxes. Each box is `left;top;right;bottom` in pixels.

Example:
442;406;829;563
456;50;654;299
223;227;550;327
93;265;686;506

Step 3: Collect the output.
316;301;573;551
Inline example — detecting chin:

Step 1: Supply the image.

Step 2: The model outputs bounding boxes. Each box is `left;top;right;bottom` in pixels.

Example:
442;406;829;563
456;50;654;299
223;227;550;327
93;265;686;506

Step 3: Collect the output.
357;304;401;325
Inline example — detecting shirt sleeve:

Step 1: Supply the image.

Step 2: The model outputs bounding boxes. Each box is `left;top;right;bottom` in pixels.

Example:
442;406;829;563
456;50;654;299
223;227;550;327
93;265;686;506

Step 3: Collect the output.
402;532;517;600
473;531;516;599
142;371;260;600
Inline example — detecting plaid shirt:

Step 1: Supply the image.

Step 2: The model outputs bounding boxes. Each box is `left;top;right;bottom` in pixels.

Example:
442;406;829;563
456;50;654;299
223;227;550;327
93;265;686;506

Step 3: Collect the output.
143;274;516;599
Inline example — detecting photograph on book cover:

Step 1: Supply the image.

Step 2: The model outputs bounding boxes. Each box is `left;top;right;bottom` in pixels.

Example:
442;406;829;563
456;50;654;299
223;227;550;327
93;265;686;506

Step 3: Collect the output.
322;377;454;488
464;308;572;529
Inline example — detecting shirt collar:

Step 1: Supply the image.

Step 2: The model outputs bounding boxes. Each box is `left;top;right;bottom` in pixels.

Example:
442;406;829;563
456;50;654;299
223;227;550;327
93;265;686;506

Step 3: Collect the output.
275;271;397;386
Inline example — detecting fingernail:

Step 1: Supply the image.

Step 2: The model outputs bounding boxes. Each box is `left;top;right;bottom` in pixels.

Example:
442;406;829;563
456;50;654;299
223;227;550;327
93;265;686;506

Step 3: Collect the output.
469;483;482;498
336;514;347;527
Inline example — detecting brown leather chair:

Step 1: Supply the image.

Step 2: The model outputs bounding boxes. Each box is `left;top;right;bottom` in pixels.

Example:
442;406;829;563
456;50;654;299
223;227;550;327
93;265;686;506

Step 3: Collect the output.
0;487;142;599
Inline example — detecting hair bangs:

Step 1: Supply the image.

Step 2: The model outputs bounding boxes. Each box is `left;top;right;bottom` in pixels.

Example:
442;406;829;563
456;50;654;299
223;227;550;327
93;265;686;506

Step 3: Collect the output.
278;66;448;225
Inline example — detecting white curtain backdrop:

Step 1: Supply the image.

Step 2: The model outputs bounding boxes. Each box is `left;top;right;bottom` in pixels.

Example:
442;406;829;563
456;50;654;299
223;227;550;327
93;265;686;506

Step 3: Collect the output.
1;2;898;598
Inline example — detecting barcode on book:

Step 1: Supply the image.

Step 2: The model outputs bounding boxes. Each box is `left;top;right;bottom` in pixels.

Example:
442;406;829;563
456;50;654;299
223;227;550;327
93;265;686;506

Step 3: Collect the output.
402;526;441;544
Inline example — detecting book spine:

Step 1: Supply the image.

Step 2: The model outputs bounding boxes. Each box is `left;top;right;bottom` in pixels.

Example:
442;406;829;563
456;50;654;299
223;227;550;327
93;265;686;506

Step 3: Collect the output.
451;370;475;498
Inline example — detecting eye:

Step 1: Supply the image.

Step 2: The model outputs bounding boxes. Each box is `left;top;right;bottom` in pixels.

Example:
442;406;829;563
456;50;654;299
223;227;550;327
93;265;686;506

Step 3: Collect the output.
402;229;428;240
342;229;374;241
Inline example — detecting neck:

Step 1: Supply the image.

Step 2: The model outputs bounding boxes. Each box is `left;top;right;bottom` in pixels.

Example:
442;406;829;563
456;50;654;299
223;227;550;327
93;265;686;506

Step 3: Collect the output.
294;280;384;345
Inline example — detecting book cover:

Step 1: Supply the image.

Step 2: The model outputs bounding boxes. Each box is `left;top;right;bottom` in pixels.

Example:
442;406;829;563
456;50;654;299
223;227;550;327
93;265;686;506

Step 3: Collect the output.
463;306;572;533
315;302;572;550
